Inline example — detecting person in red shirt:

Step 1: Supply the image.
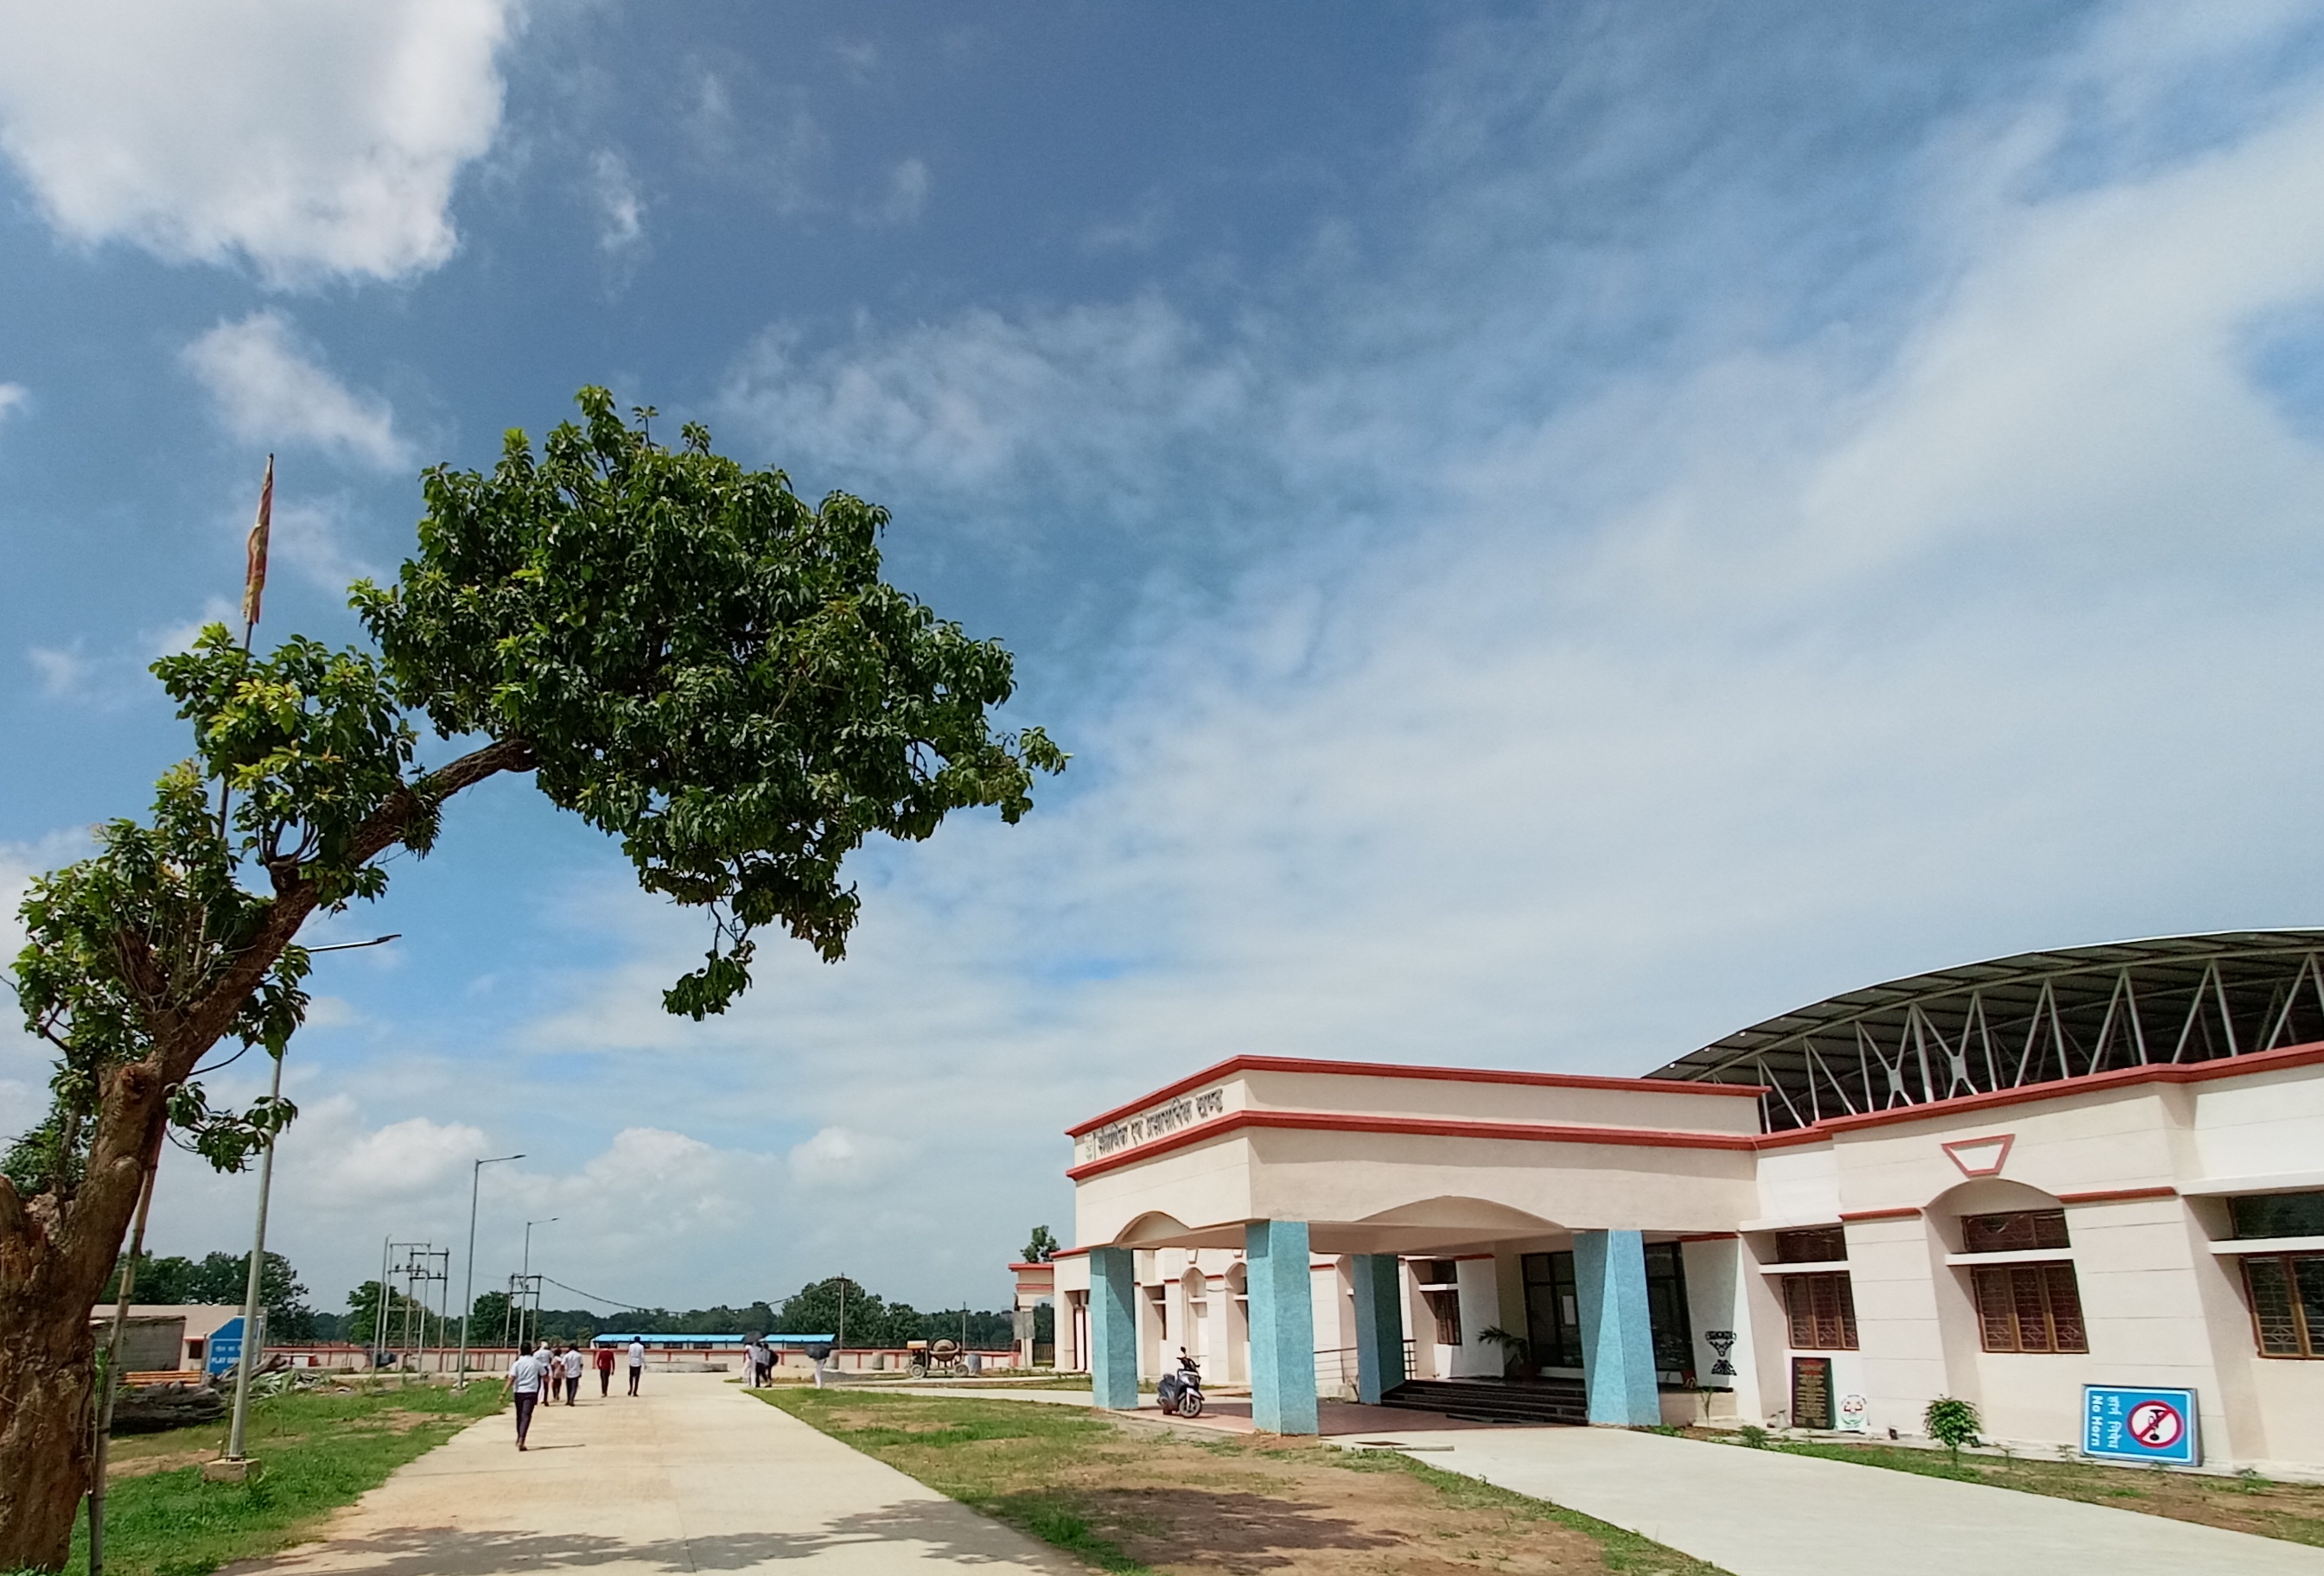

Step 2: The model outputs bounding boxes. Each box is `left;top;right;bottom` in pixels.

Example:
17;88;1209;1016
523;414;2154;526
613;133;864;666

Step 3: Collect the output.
594;1341;616;1397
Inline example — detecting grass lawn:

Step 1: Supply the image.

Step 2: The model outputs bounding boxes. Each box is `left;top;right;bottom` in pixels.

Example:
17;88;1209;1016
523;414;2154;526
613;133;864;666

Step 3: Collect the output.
1701;1432;2324;1547
57;1381;503;1576
758;1388;1722;1574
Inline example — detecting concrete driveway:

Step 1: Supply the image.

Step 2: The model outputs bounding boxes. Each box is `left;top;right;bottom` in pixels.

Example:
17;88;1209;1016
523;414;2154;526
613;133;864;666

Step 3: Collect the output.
1347;1425;2324;1576
238;1372;1078;1574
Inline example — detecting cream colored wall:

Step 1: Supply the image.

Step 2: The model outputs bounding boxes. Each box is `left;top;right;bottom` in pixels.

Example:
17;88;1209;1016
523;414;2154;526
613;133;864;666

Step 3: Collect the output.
2192;1063;2324;1179
1074;1132;1257;1248
1247;1126;1757;1236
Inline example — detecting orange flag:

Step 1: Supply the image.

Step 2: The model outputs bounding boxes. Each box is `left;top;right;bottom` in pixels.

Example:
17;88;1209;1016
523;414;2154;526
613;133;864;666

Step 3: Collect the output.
242;455;274;631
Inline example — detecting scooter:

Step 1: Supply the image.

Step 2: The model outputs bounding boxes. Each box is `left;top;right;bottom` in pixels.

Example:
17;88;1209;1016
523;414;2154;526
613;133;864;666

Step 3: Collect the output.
1156;1348;1206;1417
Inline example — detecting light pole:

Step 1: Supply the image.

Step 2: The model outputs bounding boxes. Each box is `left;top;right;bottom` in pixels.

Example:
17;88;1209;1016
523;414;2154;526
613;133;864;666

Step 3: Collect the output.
519;1217;557;1352
456;1153;523;1388
220;934;401;1462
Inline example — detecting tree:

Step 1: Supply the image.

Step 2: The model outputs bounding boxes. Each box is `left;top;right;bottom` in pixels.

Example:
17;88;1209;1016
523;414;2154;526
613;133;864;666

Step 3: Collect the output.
1022;1225;1058;1263
0;390;1064;1569
101;1249;315;1340
1923;1395;1981;1465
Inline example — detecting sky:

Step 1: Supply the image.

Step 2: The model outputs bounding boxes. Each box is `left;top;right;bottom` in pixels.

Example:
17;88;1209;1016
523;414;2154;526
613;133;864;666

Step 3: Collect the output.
8;0;2324;1322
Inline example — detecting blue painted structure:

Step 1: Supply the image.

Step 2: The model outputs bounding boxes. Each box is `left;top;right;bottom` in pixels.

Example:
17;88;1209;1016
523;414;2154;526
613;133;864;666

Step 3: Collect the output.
1349;1253;1405;1405
1088;1246;1141;1410
1246;1219;1320;1434
1572;1229;1660;1426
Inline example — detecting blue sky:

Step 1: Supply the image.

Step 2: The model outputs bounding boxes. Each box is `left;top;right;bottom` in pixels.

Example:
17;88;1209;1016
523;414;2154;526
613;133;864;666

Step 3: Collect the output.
8;1;2324;1319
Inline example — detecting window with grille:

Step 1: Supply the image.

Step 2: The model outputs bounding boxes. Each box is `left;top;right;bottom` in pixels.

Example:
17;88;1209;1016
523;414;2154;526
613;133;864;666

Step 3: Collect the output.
1781;1273;1858;1350
2230;1192;2324;1240
1774;1226;1848;1264
2244;1255;2324;1357
1970;1263;2087;1352
1961;1208;2071;1254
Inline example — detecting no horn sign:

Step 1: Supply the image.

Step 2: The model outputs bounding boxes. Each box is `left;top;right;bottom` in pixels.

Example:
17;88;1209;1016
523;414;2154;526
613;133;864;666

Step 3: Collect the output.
2083;1385;2200;1466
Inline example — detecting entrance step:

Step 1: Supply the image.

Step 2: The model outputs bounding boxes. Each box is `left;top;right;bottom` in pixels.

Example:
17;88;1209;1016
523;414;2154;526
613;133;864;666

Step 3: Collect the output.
1378;1377;1587;1427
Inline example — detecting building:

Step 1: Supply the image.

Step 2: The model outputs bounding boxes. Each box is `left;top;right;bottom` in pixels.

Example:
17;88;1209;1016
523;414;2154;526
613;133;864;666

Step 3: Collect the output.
84;1305;245;1373
1043;931;2324;1471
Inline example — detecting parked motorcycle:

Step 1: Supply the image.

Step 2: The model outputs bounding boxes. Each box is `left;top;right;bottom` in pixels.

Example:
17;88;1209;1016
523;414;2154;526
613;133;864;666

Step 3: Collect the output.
1156;1348;1206;1418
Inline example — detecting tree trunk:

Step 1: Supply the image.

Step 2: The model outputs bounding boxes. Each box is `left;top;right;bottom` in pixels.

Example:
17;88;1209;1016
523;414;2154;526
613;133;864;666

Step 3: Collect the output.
0;1293;99;1572
0;1064;167;1572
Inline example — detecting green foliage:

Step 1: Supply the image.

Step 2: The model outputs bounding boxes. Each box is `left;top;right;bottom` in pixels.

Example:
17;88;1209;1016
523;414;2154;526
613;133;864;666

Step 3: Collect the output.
1021;1224;1058;1263
1923;1395;1982;1463
7;386;1060;1197
344;1281;448;1350
1737;1424;1770;1449
1475;1324;1533;1374
104;1251;315;1343
353;390;1066;1020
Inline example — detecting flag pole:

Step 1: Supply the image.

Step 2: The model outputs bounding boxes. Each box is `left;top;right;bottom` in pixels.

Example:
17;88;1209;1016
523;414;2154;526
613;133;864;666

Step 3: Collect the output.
218;456;273;842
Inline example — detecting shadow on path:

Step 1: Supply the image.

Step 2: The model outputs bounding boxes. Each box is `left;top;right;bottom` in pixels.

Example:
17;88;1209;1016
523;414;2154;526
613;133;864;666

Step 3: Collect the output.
244;1501;1063;1574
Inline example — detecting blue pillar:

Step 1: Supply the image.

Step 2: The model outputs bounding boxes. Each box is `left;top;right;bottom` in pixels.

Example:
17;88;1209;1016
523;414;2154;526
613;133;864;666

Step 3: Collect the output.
1089;1247;1140;1411
1349;1254;1405;1405
1245;1220;1320;1434
1572;1230;1660;1427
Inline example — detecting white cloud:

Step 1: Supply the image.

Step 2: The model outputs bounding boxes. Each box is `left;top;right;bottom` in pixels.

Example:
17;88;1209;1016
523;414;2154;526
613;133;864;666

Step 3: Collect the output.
0;0;515;283
0;383;26;423
589;148;645;256
858;156;928;226
184;313;411;471
719;296;1257;508
26;645;89;699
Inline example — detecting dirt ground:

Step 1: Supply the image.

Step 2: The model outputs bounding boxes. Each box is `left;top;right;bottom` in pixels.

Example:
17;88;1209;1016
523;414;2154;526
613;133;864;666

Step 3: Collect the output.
764;1389;1716;1575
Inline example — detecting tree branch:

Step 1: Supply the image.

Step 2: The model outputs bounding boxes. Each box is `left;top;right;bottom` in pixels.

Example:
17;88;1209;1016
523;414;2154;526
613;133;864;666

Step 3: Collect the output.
156;734;538;1087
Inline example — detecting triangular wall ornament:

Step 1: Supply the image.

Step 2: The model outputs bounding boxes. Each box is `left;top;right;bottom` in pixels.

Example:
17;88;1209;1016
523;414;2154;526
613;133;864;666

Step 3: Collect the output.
1942;1134;2014;1178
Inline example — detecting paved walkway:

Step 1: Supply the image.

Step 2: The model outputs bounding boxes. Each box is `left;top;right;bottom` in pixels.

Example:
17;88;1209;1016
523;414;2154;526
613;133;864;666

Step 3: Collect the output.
1347;1426;2324;1576
241;1373;1077;1574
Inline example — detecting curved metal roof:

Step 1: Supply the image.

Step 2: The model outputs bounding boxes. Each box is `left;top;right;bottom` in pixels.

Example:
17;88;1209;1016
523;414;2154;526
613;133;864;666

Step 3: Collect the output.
1648;930;2324;1132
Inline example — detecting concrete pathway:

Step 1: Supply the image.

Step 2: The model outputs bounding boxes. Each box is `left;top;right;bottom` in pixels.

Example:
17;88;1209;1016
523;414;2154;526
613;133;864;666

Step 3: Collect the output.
239;1372;1078;1574
1345;1426;2324;1576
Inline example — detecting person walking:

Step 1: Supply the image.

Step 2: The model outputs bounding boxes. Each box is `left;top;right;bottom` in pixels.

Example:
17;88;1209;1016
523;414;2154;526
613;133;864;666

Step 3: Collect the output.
595;1340;615;1397
627;1336;646;1395
501;1343;545;1450
562;1341;584;1404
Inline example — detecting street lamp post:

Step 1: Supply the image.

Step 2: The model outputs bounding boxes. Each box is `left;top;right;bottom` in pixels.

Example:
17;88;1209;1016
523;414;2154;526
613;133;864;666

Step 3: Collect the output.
456;1153;523;1389
519;1217;557;1352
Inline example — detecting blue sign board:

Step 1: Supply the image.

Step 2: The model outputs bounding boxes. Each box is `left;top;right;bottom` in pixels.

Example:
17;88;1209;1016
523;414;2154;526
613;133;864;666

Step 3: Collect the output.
205;1317;245;1379
2083;1385;2200;1466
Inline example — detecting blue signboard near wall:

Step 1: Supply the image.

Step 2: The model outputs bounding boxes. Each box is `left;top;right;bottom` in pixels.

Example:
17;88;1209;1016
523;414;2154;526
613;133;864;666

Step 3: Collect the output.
205;1317;245;1379
2083;1384;2200;1466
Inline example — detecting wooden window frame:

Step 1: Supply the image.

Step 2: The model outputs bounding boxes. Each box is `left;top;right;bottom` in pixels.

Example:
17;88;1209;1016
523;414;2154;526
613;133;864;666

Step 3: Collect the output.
1969;1261;2087;1353
2243;1252;2324;1358
1781;1272;1859;1350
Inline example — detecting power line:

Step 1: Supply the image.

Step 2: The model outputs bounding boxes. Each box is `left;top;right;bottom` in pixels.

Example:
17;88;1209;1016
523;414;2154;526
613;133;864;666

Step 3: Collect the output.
538;1274;650;1311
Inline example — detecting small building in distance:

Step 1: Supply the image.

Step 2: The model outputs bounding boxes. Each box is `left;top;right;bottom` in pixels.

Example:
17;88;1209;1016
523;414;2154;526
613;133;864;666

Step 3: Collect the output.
1044;931;2324;1475
84;1305;244;1373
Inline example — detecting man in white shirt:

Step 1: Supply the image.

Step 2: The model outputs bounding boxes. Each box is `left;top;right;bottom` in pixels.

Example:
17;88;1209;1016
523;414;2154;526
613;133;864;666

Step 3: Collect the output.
561;1343;584;1405
501;1345;544;1450
627;1337;646;1395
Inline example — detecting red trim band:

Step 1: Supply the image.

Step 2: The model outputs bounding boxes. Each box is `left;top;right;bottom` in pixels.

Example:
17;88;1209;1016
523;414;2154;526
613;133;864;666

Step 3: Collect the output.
1840;1207;1922;1223
2058;1186;2179;1204
1066;1053;1769;1137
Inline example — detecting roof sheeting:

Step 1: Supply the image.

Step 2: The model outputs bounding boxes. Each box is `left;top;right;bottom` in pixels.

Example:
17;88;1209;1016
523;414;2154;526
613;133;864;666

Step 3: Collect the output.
1648;930;2324;1132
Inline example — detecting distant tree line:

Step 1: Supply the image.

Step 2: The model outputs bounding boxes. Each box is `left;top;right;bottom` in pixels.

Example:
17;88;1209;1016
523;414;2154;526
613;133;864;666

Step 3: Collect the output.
106;1252;1053;1350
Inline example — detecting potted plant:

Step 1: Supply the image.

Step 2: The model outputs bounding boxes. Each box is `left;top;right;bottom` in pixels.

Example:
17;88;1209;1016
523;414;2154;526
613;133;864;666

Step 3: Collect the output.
1477;1325;1538;1381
